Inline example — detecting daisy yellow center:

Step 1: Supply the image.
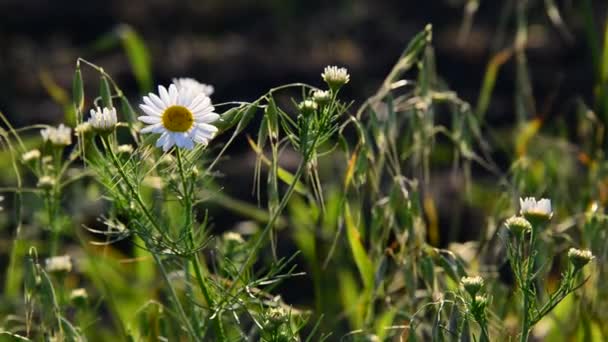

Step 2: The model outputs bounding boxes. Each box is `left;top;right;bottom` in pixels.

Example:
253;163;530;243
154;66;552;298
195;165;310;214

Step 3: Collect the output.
162;105;194;132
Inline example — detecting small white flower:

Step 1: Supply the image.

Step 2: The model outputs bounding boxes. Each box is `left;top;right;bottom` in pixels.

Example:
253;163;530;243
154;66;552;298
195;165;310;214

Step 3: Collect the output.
45;255;72;273
298;99;318;113
138;84;219;151
69;288;88;301
41;124;72;146
37;175;56;190
519;197;553;221
172;77;214;97
223;231;245;244
88;107;118;132
321;65;350;90
0;195;4;211
74;122;92;135
22;149;41;162
568;248;594;269
312;89;331;105
117;144;134;154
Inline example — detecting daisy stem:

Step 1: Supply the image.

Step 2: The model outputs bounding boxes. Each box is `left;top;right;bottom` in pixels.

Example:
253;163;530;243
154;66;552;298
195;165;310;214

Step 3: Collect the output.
176;148;225;341
102;138;200;341
520;225;537;342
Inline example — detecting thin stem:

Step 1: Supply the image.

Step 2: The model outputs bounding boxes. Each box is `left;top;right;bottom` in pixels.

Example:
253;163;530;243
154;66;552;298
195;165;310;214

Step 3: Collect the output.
520;226;537;342
102;137;200;340
152;253;199;340
176;148;226;341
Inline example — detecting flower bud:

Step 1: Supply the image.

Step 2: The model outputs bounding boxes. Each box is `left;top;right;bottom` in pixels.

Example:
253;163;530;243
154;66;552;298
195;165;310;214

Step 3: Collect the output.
22;149;41;163
504;216;532;235
461;276;484;296
69;288;88;306
37;175;56;190
298;99;318;115
312;89;331;106
568;248;594;270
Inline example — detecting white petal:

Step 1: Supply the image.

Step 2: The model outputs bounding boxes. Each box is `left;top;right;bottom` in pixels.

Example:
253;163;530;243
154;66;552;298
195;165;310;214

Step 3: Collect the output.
149;93;166;110
192;105;215;117
141;123;165;133
196;113;220;123
159;85;171;106
190;96;211;113
138;115;161;124
196;123;218;134
168;84;178;104
139;104;162;117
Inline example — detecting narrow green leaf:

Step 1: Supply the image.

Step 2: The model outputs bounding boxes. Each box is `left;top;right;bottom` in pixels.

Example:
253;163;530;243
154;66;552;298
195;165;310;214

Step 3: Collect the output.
100;75;113;109
117;25;153;92
344;203;374;290
120;96;137;123
72;67;84;113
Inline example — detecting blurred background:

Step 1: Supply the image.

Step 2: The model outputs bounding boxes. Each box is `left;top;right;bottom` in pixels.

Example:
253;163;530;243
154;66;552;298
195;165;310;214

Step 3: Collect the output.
1;1;608;337
1;0;605;126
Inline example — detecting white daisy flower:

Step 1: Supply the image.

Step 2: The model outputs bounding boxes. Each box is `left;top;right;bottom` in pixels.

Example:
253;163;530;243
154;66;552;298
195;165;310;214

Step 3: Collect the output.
519;197;553;222
321;65;350;90
41;124;72;146
88;107;117;132
172;77;214;97
138;84;219;151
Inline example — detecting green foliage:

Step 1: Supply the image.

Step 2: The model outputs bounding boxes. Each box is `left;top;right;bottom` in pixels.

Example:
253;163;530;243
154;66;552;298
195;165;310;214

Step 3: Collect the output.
0;7;607;341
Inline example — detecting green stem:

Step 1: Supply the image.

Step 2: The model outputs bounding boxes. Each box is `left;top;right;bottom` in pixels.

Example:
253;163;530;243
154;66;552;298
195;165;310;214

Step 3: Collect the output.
152;253;199;340
176;148;226;341
520;227;537;342
102;137;200;341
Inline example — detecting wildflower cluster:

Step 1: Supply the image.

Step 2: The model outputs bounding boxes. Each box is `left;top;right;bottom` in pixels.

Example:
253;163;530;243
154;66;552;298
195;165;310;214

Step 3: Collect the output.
504;197;595;341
